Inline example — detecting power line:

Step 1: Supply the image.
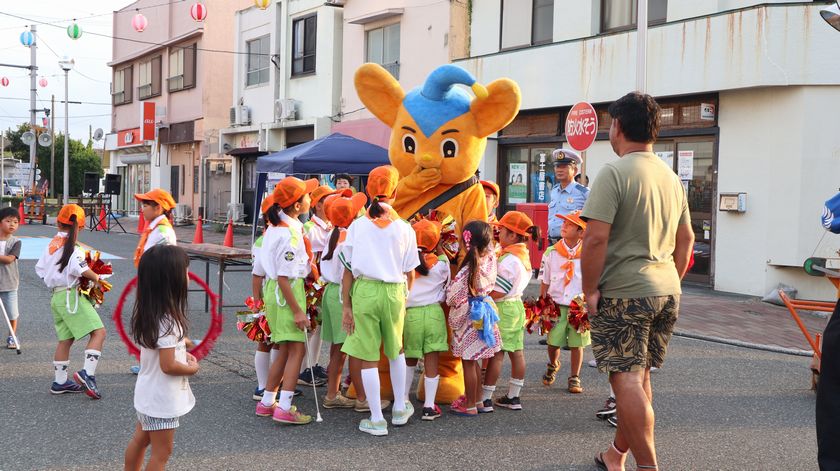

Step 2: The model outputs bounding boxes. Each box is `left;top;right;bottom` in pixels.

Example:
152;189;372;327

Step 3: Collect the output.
0;0;190;31
0;113;109;119
0;97;112;106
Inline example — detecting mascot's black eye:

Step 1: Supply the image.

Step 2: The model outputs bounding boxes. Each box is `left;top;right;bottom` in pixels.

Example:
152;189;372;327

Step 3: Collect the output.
441;138;458;158
402;134;416;154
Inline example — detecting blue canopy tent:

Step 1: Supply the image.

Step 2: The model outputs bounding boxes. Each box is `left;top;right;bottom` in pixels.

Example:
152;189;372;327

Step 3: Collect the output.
251;132;390;238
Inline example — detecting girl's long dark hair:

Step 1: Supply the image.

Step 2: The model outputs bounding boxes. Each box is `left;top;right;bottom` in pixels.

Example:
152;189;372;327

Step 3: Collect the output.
458;220;493;295
517;225;543;250
132;245;191;349
368;196;386;218
415;250;431;276
57;219;79;273
321;227;342;261
267;197;304;226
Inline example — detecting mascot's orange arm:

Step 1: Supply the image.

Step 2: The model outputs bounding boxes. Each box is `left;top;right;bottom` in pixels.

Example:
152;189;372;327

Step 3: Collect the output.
439;183;488;237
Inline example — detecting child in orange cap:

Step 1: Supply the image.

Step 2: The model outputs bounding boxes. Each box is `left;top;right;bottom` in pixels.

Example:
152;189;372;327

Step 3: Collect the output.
256;176;319;425
482;211;540;411
404;219;451;421
539;210;589;393
319;190;367;409
35;204;108;399
339;165;420;436
298;185;337;387
133;188;177;267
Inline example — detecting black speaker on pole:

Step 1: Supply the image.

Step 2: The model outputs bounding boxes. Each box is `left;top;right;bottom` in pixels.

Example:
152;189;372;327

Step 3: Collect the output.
104;174;122;196
83;172;100;194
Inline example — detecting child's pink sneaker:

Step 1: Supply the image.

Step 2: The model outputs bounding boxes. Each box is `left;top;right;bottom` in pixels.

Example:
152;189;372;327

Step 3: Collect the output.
273;405;312;425
255;401;276;417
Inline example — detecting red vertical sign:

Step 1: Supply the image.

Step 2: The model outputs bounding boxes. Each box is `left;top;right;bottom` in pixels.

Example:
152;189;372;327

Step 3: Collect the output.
141;101;155;141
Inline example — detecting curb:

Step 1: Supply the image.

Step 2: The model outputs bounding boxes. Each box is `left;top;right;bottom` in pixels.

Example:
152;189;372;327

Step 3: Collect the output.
673;330;814;357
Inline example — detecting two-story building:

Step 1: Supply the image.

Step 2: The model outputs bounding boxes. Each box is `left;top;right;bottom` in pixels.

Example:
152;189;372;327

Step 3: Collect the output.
456;0;840;300
106;0;249;221
218;0;344;224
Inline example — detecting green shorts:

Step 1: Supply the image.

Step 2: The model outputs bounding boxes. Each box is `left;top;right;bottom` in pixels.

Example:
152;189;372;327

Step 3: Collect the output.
497;299;526;352
403;304;449;359
547;305;591;349
51;289;104;341
319;283;346;344
341;278;406;362
265;278;307;344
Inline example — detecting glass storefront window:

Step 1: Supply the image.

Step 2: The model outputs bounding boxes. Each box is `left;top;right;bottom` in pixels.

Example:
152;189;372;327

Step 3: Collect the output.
500;145;559;212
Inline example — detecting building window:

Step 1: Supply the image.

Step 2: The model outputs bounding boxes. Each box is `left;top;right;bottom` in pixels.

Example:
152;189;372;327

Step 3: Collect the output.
292;15;317;76
601;0;667;33
138;56;161;100
366;23;400;79
168;44;196;93
532;0;554;44
246;35;270;86
112;66;133;106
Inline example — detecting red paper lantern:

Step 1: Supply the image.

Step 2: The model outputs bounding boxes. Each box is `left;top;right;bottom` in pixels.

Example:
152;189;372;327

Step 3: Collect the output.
190;3;208;22
38;77;47;88
132;12;148;32
0;77;8;87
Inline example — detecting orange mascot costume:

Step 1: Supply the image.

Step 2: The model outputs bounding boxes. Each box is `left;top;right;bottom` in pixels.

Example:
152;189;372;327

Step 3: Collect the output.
354;64;520;403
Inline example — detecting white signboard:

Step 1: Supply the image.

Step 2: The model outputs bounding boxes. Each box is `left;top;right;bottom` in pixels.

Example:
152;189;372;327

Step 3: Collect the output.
700;103;716;121
677;151;694;180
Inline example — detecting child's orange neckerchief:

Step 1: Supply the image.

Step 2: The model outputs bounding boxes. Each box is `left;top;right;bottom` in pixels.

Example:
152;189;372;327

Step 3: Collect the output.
366;202;400;229
133;216;172;267
48;232;68;255
553;239;582;287
500;242;531;272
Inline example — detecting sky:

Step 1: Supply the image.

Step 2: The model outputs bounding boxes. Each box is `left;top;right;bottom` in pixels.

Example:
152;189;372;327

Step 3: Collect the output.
0;1;136;149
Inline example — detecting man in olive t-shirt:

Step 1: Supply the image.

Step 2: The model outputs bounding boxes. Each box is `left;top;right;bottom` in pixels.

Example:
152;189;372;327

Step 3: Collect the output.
581;93;694;471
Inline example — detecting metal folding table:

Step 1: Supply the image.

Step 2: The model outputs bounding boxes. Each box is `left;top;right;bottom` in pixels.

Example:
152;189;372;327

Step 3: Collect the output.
180;243;252;312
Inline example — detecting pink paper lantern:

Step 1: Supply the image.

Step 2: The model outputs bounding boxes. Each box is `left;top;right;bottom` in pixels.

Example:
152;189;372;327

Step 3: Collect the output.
190;3;208;22
132;13;148;32
38;77;48;88
0;77;8;87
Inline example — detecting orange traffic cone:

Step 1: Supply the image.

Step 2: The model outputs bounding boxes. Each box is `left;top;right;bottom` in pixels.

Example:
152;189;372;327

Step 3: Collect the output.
192;216;204;244
223;219;234;247
136;213;146;233
17;202;25;225
97;205;107;231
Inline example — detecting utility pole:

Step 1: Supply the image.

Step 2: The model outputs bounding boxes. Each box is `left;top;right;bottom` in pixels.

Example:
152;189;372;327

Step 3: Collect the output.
28;25;37;192
50;95;55;198
636;0;648;93
1;131;5;200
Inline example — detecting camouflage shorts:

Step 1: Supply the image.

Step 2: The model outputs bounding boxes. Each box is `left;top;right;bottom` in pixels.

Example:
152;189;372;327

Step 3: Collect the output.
591;295;680;374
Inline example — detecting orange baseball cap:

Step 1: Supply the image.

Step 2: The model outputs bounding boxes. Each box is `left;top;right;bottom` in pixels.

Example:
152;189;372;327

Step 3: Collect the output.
325;193;367;228
413;219;443;252
556;210;587;230
273;176;319;208
57;204;85;227
480;180;500;198
366;165;400;199
491;210;535;237
134;188;176;211
260;196;274;215
311;185;338;207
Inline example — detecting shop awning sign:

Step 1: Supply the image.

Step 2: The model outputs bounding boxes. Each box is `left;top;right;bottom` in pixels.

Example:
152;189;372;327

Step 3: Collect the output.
565;102;598;151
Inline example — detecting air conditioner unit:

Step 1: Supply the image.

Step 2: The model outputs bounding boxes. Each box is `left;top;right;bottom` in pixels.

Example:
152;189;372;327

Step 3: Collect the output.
227;203;245;222
174;203;193;224
229;106;237;126
274;99;297;122
229;105;252;126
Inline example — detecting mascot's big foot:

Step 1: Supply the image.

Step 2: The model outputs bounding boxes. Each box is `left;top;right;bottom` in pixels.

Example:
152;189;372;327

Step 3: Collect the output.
343;350;465;405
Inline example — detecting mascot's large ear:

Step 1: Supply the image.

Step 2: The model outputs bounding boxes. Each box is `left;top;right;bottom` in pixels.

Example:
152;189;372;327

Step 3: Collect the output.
354;63;406;127
471;78;521;138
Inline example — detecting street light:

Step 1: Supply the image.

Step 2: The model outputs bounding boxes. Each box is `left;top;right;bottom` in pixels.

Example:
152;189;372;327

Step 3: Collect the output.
821;1;840;31
58;56;74;204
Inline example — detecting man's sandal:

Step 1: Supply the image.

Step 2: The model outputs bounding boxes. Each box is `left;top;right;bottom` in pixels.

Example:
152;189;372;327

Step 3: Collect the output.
542;361;560;386
568;375;583;393
594;441;628;471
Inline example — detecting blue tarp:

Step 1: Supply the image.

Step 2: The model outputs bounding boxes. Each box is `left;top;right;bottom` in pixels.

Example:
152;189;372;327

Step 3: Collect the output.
255;132;389;175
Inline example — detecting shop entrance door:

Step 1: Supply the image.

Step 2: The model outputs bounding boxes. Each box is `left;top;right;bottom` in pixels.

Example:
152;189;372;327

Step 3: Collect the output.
653;139;716;285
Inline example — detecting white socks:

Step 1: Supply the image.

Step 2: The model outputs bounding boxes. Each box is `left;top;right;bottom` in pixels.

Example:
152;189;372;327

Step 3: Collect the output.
261;390;277;407
609;384;615;399
361;368;384;422
389;353;407;412
278;390;294;411
270;348;280;365
404;364;416;400
83;350;100;376
481;385;496;402
508;378;524;398
254;350;270;390
53;361;69;384
424;375;439;409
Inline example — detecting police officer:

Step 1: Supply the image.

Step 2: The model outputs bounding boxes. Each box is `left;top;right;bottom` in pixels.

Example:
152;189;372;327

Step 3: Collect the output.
547;148;589;243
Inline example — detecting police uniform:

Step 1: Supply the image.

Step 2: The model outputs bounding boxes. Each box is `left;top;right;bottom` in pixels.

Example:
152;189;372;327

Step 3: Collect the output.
548;149;589;239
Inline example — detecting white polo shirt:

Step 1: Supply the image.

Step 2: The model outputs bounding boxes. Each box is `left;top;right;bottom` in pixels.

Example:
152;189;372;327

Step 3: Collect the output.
35;233;89;289
259;212;311;280
143;215;177;252
492;249;531;301
538;241;583;306
304;215;332;255
319;230;346;285
407;257;450;308
339;216;419;284
252;234;266;277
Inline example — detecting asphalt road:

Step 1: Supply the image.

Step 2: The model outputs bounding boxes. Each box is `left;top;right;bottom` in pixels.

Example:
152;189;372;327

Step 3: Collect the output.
0;224;819;470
